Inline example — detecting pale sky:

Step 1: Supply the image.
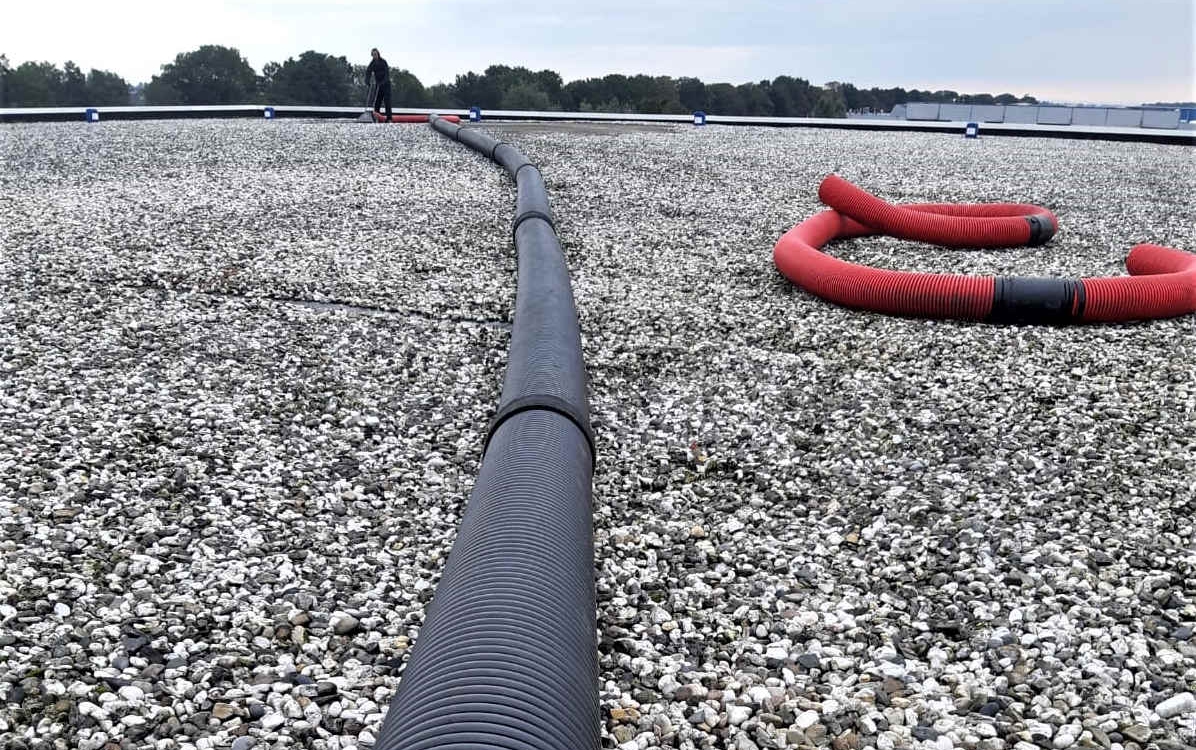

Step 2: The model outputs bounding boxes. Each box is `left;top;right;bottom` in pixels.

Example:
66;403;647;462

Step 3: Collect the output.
3;0;1194;105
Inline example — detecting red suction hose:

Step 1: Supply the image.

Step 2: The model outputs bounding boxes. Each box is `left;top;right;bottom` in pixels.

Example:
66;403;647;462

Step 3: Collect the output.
773;175;1196;323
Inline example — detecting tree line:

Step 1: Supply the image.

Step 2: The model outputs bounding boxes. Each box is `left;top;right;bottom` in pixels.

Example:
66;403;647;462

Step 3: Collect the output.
2;45;1041;116
1;54;132;107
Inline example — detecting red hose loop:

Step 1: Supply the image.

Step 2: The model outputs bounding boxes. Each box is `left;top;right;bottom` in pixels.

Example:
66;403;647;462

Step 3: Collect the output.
1082;244;1196;322
819;174;1058;248
774;211;996;320
773;175;1196;324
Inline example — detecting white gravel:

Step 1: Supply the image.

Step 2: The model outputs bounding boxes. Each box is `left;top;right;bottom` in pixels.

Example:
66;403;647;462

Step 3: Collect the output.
2;119;1194;750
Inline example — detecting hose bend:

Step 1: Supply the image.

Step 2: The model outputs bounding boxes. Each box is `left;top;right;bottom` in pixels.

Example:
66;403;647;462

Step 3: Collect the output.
774;175;1196;323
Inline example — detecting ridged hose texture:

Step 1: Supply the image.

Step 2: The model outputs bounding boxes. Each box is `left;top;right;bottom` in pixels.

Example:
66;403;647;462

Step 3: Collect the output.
374;116;598;750
773;174;1196;323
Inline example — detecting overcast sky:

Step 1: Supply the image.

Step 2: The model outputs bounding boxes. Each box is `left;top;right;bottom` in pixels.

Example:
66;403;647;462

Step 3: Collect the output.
3;0;1193;105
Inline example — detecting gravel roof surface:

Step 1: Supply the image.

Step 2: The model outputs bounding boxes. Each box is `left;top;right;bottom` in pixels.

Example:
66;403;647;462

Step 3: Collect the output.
1;119;1194;750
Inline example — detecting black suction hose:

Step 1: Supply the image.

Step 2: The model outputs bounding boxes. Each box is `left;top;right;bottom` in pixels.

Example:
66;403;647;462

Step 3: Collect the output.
374;116;598;750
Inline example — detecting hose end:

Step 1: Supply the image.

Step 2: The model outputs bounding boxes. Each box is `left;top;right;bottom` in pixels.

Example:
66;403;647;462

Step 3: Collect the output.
1025;214;1056;246
817;174;848;206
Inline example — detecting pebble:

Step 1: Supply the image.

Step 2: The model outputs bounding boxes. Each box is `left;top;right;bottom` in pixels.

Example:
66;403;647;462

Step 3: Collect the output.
796;710;821;730
260;713;286;731
1156;692;1196;719
658;674;681;698
1054;725;1080;749
212;703;236;720
689;705;719;727
765;646;789;663
1122;725;1150;743
797;653;822;670
330;612;360;636
975;723;998;739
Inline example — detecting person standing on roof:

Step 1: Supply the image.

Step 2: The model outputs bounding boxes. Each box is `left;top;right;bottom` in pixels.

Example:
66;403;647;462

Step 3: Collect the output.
365;48;392;121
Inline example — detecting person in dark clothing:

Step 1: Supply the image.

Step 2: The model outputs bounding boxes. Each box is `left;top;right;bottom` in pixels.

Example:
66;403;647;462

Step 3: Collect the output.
365;48;392;120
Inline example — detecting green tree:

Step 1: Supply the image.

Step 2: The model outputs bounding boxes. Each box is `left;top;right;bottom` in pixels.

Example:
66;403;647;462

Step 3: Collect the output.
562;73;639;112
148;45;258;105
390;68;427;107
812;87;847;117
870;87;907;112
452;71;500;108
502;81;552;110
840;82;882;112
86;69;131;105
0;54;10;106
142;77;182;105
260;61;281;94
737;81;774;116
479;64;516;97
769;75;816;116
677;77;707;112
265;51;355;105
426;82;456;107
534;69;564;107
628;75;682;113
58;61;89;105
461;65;565;110
5;61;61;106
960;92;995;105
345;63;370;106
562;77;598;110
705;83;743;115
